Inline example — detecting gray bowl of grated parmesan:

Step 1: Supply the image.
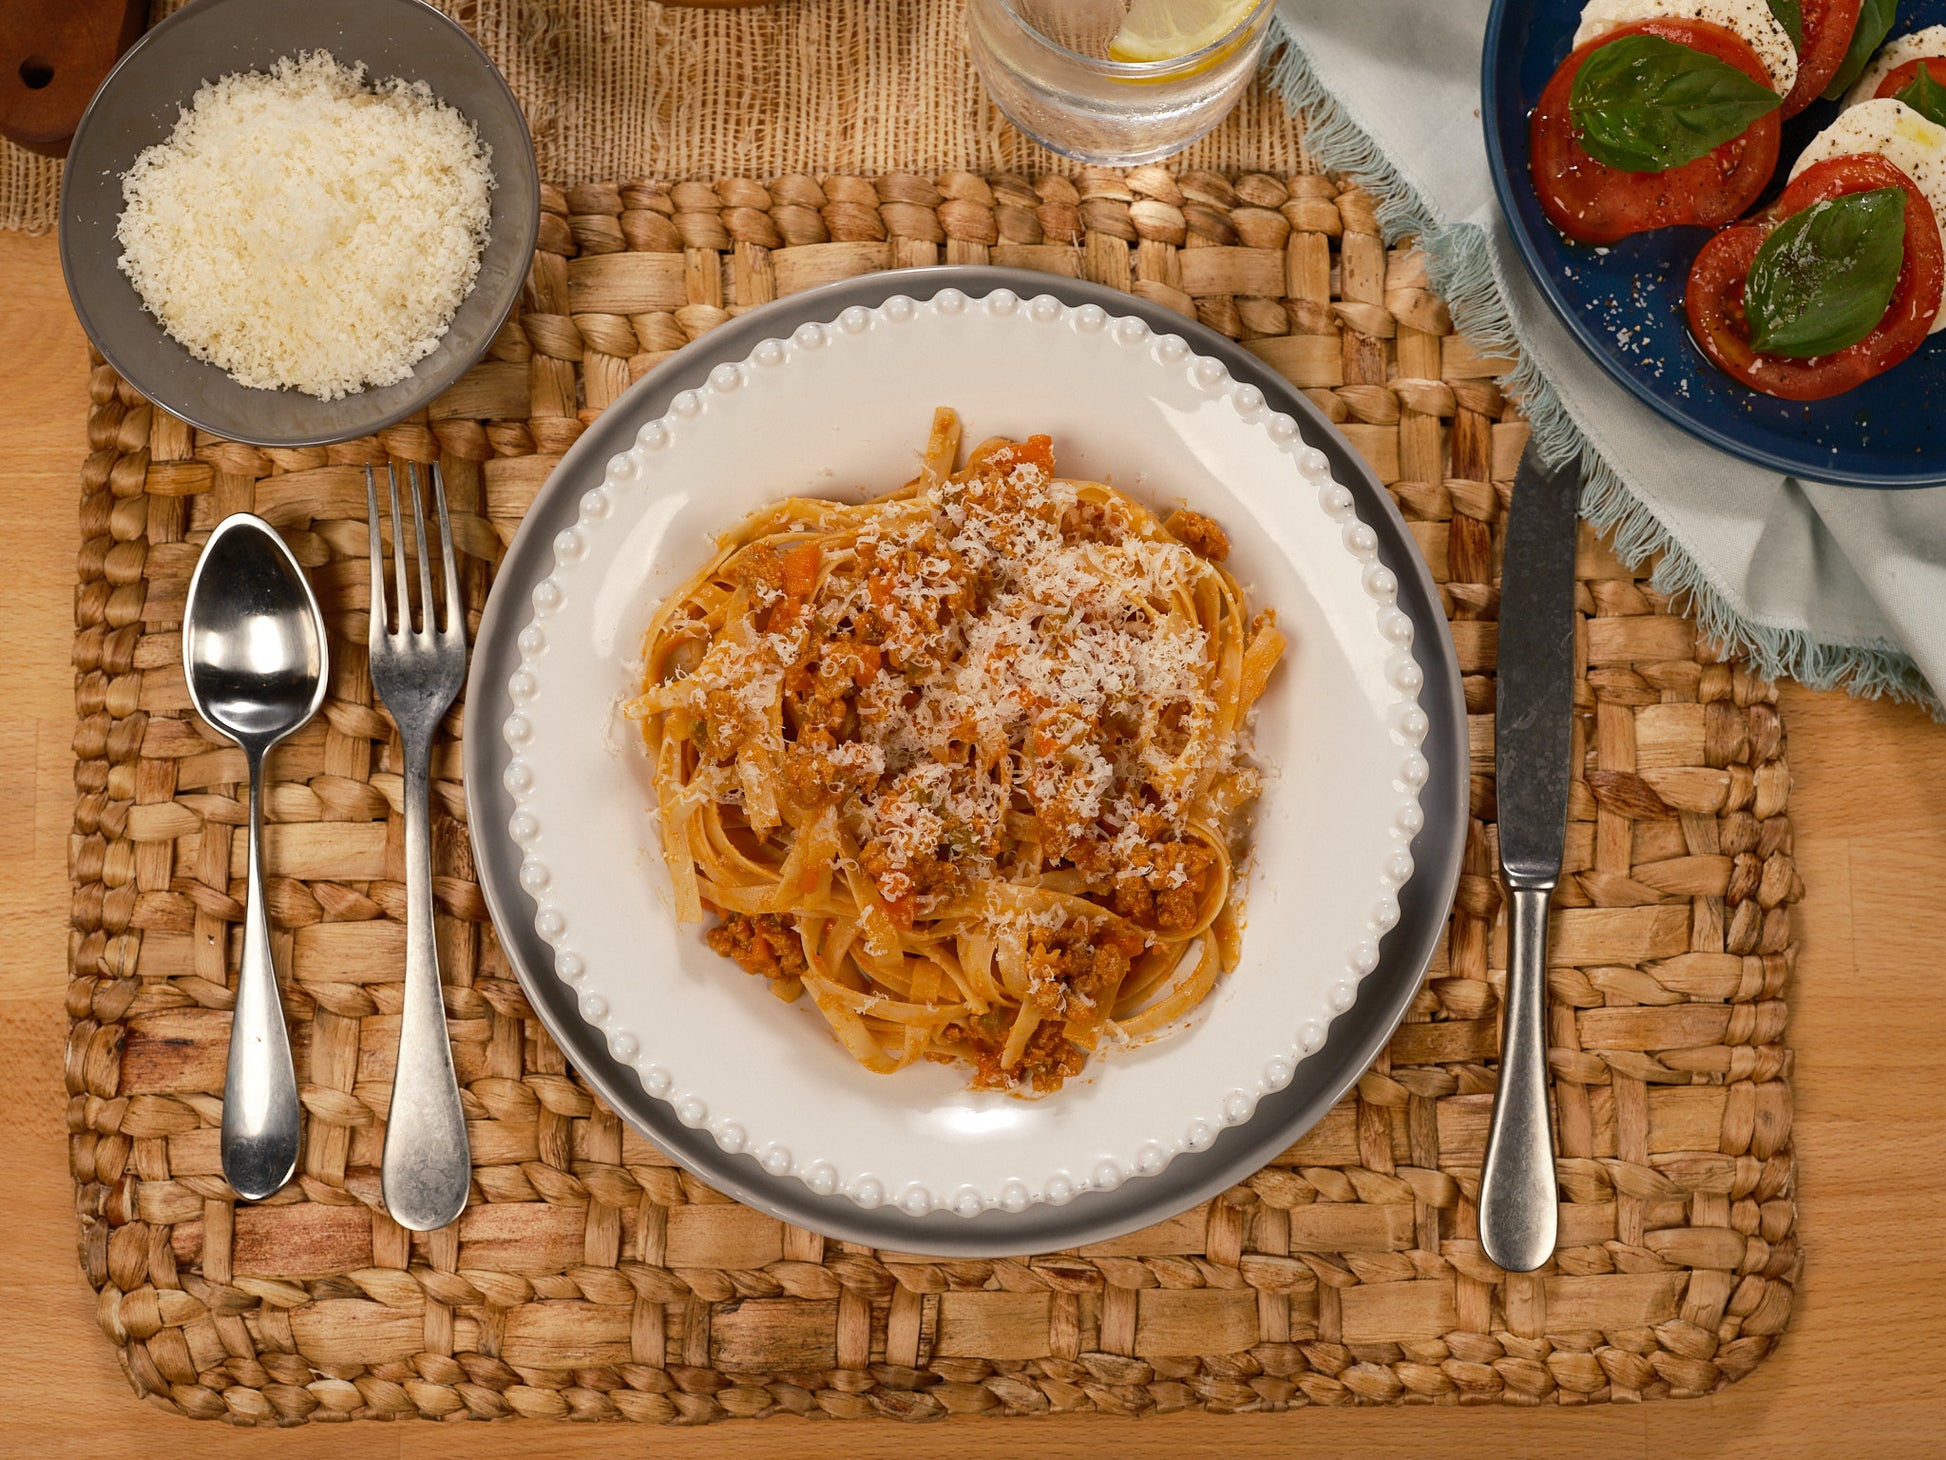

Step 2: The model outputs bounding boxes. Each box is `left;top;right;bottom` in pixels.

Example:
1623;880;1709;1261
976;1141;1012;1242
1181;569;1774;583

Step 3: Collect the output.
59;0;539;448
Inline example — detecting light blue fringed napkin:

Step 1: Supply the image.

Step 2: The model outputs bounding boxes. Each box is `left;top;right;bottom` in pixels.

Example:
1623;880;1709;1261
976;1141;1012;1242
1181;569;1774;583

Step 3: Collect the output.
1269;0;1946;708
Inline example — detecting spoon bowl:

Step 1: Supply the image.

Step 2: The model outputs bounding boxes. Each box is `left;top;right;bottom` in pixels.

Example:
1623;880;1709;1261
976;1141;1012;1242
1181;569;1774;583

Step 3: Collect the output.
185;523;330;744
183;513;329;1200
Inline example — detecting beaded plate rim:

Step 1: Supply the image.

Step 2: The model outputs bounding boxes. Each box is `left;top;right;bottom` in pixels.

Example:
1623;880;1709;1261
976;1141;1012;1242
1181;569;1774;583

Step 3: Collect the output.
462;263;1472;1258
496;282;1432;1218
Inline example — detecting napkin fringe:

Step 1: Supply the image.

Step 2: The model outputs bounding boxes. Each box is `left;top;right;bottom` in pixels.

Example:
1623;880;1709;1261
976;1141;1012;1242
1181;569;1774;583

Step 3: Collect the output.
1266;23;1939;714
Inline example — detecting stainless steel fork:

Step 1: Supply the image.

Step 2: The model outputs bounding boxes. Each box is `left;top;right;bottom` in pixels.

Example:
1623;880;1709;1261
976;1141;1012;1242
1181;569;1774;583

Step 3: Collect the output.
366;462;472;1231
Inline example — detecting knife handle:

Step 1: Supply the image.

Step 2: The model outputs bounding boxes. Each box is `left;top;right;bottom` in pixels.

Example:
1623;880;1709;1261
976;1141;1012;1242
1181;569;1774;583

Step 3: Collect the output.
1479;883;1559;1272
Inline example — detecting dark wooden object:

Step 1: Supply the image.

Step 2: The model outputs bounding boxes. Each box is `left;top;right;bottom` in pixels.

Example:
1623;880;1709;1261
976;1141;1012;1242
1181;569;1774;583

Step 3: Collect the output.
0;0;146;158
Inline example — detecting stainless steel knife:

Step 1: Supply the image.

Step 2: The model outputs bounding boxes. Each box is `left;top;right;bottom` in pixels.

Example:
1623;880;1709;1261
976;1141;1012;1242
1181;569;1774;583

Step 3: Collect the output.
1479;444;1581;1273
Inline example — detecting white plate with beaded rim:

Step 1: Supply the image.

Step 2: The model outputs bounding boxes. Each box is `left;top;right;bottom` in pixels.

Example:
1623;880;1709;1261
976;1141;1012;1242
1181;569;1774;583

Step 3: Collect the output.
501;285;1430;1220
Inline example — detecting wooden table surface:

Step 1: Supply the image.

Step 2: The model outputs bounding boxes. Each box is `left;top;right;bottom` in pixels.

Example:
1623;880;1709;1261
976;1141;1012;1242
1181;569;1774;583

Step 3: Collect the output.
3;229;1943;1457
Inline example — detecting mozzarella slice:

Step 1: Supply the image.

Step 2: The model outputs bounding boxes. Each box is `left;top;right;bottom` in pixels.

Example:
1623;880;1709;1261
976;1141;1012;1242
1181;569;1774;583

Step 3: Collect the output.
1790;97;1946;332
1573;0;1798;97
1844;25;1946;109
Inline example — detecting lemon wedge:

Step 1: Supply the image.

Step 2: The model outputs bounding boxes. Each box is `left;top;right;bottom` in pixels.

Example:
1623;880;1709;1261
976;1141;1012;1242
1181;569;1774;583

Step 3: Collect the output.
1107;0;1263;64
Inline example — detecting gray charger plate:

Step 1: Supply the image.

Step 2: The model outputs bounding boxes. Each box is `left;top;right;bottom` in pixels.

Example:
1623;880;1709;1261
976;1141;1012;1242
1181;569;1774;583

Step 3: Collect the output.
462;267;1467;1256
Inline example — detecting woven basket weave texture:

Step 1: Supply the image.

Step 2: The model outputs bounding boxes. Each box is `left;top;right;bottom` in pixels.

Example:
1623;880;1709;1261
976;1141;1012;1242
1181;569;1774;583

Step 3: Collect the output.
65;166;1801;1424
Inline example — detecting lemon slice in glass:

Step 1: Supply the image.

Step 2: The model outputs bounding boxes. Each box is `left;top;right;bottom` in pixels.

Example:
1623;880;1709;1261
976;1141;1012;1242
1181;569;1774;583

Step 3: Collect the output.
1106;0;1264;65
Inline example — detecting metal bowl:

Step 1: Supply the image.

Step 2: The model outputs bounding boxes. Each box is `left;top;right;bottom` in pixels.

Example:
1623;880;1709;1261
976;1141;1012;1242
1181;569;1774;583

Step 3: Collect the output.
58;0;539;449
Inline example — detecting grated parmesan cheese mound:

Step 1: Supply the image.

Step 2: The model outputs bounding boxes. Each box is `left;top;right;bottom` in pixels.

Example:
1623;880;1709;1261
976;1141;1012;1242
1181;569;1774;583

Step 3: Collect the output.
665;438;1252;907
115;51;495;400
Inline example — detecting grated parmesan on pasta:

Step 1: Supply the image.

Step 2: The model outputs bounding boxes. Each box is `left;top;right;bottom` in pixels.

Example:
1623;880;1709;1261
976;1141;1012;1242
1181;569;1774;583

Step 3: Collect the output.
648;439;1257;905
115;51;494;400
627;412;1290;1092
849;457;1229;886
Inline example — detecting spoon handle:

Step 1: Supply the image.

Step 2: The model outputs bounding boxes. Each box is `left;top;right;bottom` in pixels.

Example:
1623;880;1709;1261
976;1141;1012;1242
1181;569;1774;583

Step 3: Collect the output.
221;751;300;1201
381;730;471;1231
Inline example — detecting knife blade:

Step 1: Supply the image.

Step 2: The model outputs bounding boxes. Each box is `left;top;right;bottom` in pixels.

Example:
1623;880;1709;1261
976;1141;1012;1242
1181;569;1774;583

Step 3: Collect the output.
1478;443;1580;1273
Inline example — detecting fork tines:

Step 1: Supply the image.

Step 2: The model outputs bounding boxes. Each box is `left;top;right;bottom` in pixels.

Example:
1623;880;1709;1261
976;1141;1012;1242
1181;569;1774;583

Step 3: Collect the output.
364;462;464;644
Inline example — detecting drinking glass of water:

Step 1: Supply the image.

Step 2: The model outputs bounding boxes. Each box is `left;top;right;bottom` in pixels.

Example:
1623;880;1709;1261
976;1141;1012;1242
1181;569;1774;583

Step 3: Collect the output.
967;0;1275;166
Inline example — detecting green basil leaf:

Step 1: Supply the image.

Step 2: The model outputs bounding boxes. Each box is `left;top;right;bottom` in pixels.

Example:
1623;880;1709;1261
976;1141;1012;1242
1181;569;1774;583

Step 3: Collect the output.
1569;35;1783;173
1896;60;1946;127
1745;187;1906;356
1823;0;1898;100
1767;0;1803;51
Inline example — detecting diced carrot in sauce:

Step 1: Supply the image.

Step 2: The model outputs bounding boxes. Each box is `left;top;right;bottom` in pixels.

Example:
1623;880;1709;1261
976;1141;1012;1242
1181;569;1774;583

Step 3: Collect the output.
992;435;1054;476
782;542;821;598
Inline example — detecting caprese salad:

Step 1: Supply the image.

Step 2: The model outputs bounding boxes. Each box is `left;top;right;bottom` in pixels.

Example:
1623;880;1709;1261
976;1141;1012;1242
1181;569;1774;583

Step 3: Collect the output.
1685;138;1942;397
1530;2;1794;244
1685;33;1946;398
1529;1;1946;399
1842;20;1946;103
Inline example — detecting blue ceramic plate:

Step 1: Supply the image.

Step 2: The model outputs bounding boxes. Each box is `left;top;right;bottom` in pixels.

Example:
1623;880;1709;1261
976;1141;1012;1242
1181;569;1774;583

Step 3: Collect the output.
1484;0;1946;488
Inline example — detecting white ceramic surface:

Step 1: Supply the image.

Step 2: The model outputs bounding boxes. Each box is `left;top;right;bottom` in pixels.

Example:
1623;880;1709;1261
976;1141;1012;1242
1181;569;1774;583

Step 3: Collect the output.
502;286;1429;1218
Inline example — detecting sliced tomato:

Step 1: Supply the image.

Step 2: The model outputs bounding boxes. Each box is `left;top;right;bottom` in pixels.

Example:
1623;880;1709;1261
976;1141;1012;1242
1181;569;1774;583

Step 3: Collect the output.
1530;20;1783;246
1784;0;1864;116
1874;56;1946;99
1684;154;1944;400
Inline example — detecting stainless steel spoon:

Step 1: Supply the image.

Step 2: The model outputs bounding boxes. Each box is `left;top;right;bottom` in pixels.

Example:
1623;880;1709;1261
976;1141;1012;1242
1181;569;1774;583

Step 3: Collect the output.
183;513;329;1201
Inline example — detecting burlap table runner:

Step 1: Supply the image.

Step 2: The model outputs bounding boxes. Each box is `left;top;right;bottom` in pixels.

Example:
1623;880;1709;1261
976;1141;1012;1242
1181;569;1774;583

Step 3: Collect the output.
2;0;1304;232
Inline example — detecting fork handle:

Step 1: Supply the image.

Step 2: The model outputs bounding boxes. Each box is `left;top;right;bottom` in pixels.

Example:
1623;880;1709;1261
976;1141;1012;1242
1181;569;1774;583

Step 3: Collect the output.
381;730;472;1230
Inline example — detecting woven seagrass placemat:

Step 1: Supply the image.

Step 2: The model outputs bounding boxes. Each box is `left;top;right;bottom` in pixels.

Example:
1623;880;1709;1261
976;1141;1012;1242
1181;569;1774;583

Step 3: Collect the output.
65;168;1801;1423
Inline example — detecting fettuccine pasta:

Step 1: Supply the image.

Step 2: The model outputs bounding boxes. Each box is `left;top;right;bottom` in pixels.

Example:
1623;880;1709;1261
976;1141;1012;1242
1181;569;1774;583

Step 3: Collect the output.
625;409;1285;1092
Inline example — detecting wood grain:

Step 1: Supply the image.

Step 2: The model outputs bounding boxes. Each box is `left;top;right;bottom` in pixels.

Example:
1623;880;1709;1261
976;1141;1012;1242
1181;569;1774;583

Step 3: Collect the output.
0;0;146;157
2;228;1943;1455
